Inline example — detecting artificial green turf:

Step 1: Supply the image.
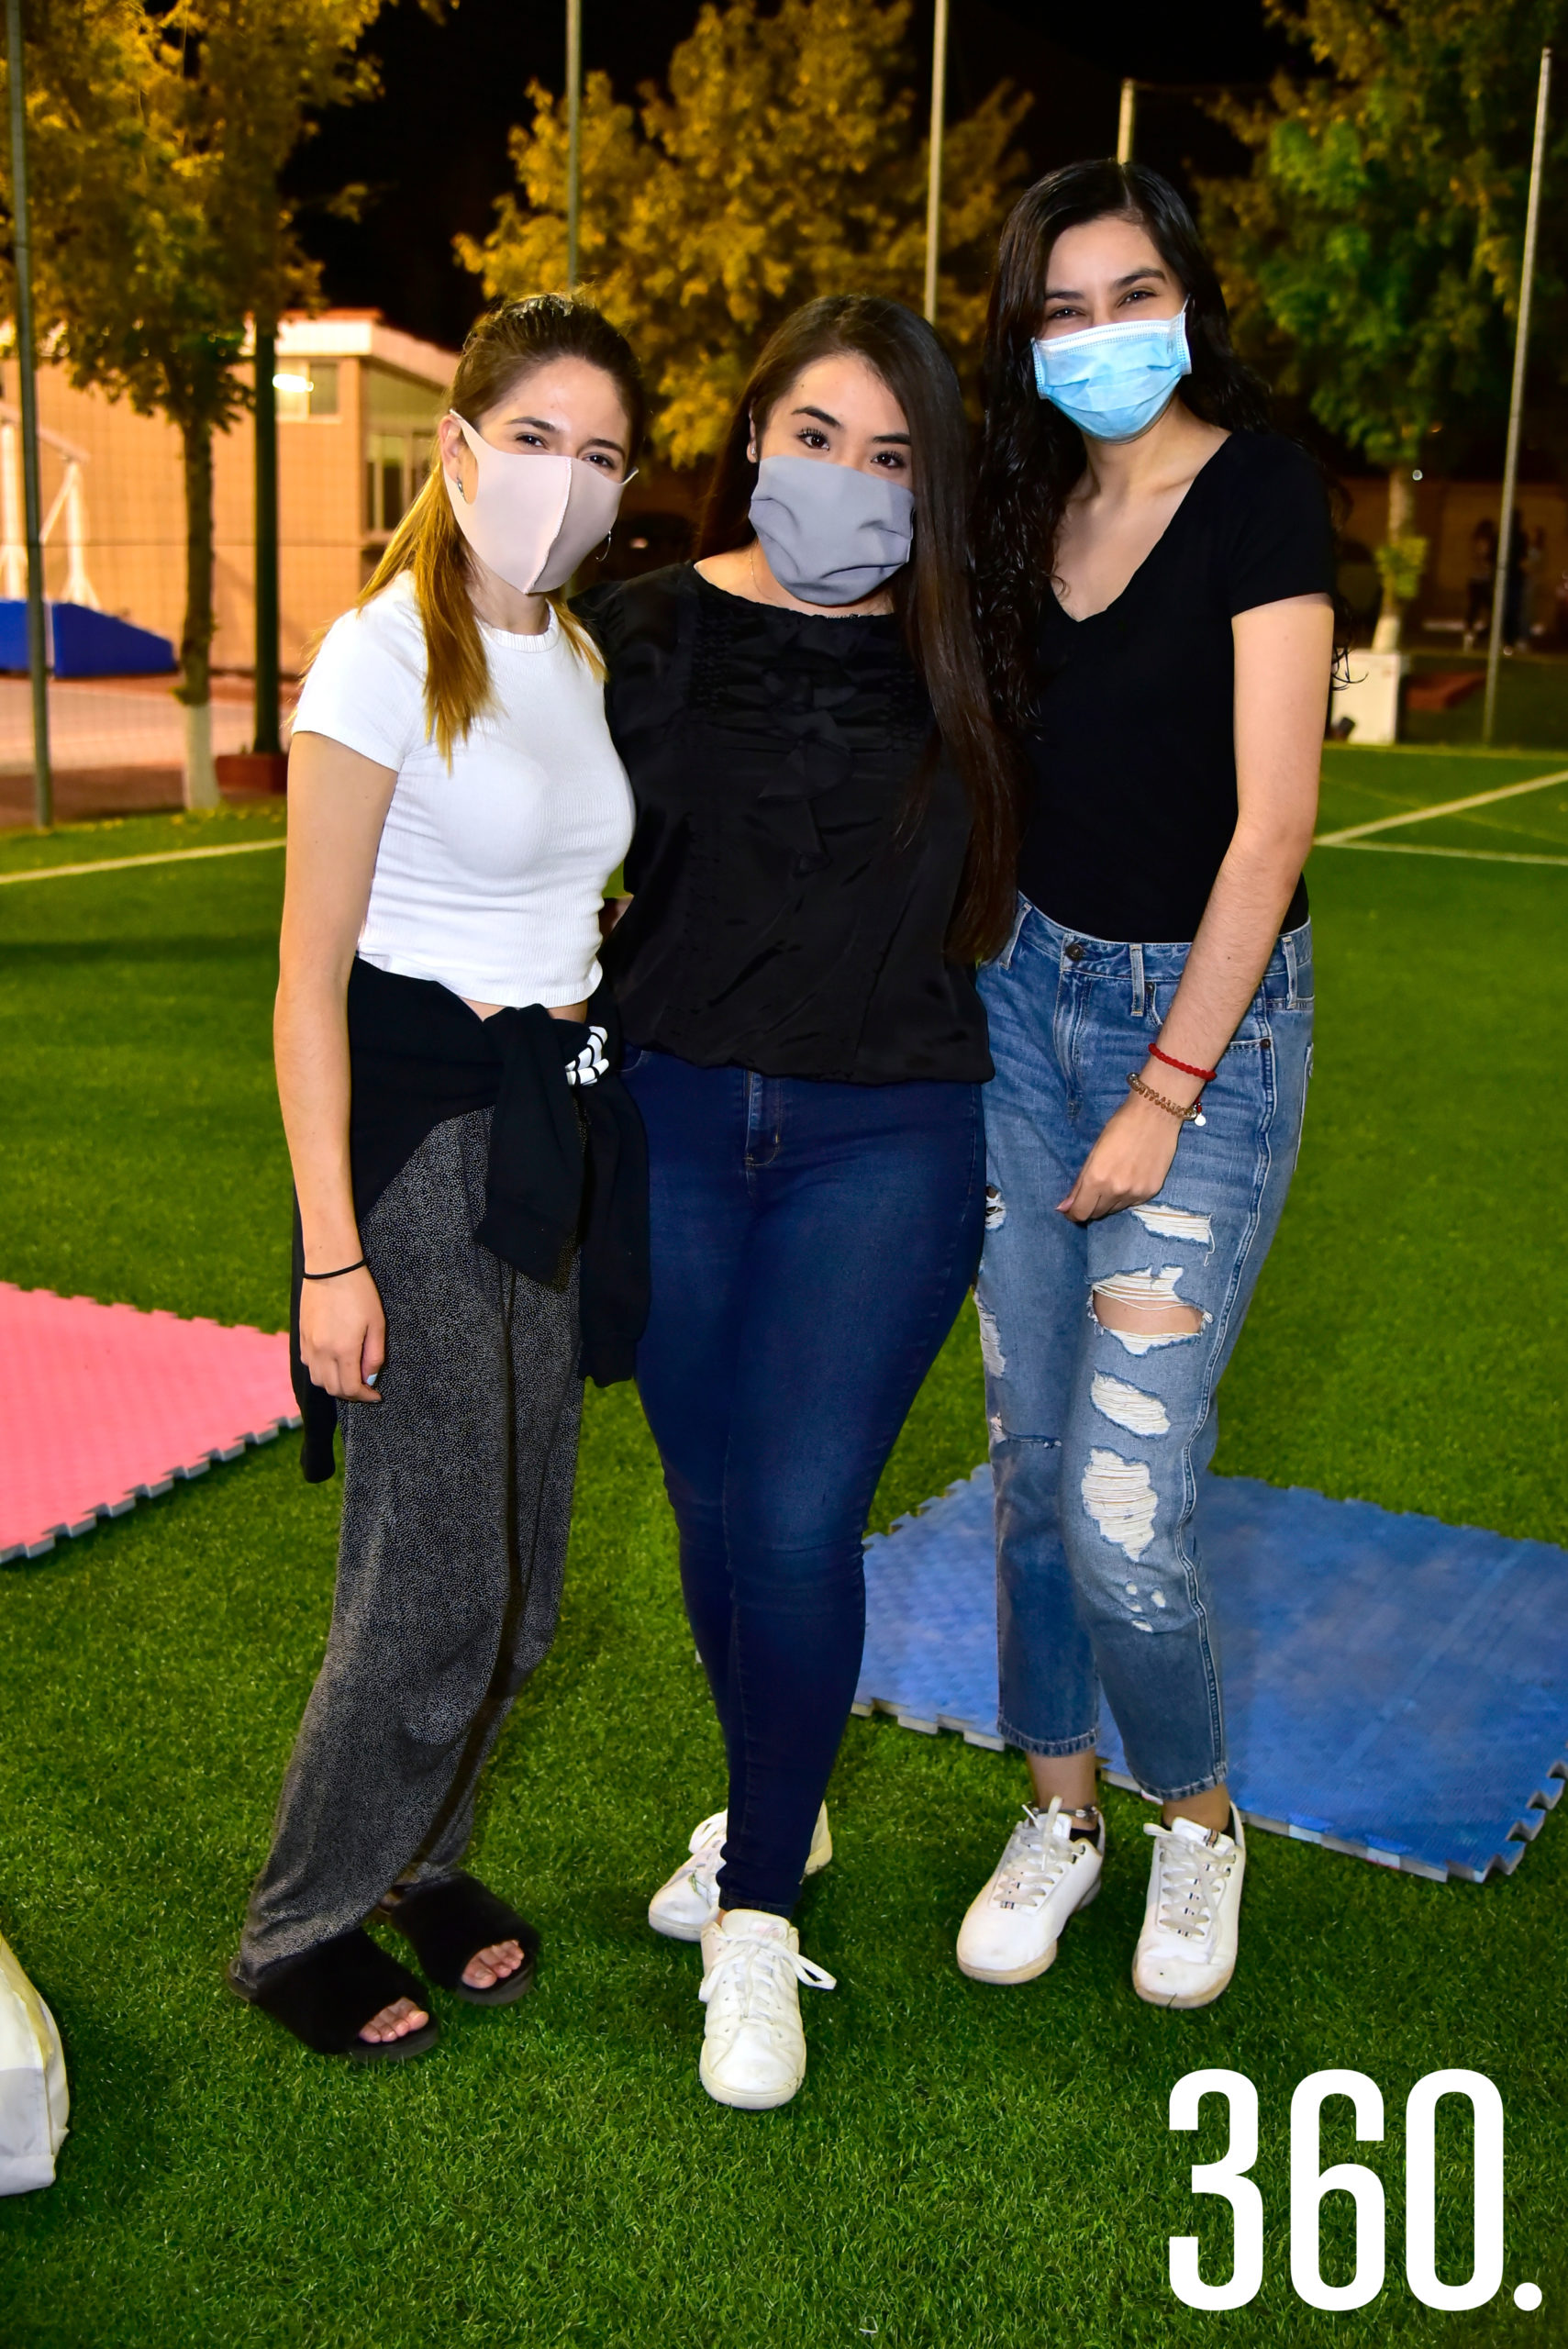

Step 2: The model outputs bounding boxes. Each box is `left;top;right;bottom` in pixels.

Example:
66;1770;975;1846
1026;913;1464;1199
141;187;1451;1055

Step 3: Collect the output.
1399;652;1568;751
2;771;1565;2347
0;799;288;876
1318;745;1568;866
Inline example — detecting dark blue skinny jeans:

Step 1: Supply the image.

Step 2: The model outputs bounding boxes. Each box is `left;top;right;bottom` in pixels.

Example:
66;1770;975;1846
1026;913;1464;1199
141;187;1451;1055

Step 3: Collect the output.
624;1047;984;1917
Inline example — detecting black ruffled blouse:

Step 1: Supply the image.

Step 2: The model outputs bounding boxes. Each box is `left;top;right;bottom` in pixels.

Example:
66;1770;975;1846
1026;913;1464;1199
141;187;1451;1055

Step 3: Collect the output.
576;565;990;1085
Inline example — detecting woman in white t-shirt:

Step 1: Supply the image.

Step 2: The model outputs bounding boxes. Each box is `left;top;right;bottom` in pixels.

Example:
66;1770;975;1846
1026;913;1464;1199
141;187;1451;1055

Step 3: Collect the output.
229;296;648;2064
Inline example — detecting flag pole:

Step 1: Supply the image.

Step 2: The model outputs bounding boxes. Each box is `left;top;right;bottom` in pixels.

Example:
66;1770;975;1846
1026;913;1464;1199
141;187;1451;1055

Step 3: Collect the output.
923;0;949;328
1117;78;1137;163
565;0;583;290
252;320;281;760
6;0;50;828
1484;45;1551;745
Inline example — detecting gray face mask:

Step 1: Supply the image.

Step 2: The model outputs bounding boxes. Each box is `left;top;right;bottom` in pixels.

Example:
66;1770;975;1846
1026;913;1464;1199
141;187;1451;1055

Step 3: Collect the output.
748;453;915;607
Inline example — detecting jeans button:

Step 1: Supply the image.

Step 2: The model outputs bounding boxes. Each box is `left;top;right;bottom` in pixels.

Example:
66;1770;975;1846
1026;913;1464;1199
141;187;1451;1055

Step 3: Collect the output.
1064;941;1086;963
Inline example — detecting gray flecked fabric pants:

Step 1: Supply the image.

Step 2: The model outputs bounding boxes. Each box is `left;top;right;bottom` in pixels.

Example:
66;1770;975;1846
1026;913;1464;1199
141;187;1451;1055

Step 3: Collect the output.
234;1108;582;1988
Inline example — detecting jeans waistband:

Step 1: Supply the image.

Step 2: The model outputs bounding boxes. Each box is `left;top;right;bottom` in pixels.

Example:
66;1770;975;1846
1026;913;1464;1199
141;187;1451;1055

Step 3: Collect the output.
995;896;1312;1010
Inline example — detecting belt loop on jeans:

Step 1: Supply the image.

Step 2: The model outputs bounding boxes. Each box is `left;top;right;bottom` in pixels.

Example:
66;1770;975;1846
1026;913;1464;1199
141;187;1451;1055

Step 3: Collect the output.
1280;929;1298;1011
1129;940;1146;1020
995;891;1031;972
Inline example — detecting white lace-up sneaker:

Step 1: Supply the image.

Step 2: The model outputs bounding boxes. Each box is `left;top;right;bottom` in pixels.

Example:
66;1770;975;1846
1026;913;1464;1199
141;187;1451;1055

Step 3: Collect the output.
696;1909;836;2110
955;1798;1105;1984
1133;1809;1247;2009
647;1803;832;1942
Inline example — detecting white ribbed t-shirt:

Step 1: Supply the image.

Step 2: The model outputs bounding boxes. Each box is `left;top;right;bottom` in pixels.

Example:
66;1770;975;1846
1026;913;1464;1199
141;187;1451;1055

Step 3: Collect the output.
292;573;634;1008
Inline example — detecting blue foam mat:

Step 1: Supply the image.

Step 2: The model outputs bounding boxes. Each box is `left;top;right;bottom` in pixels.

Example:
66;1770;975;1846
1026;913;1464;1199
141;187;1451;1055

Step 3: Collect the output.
854;1467;1568;1882
0;599;176;678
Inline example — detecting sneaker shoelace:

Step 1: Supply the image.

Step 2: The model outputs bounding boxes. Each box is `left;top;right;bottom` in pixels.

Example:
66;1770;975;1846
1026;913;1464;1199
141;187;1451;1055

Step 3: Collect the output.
1143;1821;1234;1948
988;1799;1084;1911
676;1811;728;1900
699;1929;836;2026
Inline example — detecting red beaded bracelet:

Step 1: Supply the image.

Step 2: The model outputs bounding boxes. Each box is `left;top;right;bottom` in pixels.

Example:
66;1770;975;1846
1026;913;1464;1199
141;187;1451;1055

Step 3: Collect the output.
1150;1041;1219;1084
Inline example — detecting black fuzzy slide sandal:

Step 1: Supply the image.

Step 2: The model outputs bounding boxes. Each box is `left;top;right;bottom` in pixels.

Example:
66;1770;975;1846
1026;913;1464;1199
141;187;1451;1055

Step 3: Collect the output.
230;1926;439;2061
382;1872;540;2006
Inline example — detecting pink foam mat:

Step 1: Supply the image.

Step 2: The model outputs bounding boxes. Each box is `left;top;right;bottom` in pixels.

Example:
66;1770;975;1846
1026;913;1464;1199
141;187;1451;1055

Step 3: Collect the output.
0;1282;300;1564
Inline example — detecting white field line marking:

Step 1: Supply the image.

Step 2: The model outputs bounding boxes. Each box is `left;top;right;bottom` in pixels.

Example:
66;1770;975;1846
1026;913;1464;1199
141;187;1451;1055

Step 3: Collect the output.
1315;765;1568;845
1319;840;1568;869
0;837;285;886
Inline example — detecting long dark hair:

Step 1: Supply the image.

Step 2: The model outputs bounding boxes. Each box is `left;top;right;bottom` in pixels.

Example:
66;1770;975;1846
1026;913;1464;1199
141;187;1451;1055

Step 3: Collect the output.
700;295;1019;963
974;162;1271;729
361;295;646;760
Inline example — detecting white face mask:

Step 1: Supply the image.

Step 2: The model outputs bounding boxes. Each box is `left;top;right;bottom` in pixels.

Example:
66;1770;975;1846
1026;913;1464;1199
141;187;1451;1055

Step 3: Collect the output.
442;413;631;595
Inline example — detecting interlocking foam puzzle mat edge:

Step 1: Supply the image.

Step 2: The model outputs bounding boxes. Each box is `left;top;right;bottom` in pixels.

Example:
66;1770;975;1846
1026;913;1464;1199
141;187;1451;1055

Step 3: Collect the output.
0;1283;300;1564
854;1465;1568;1884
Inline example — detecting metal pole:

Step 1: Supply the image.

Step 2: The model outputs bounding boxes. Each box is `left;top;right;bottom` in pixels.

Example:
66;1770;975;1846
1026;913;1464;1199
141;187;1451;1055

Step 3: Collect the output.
565;0;582;290
252;321;281;757
1117;78;1137;164
6;0;50;827
1484;45;1551;746
923;0;949;327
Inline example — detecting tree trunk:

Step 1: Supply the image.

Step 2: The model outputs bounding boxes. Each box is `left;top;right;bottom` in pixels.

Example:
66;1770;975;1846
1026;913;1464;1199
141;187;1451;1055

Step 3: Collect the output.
1372;467;1416;652
179;417;220;809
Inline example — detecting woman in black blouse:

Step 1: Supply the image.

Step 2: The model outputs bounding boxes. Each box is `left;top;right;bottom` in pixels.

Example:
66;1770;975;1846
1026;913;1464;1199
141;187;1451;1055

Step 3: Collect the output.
581;295;1016;2110
955;165;1334;2011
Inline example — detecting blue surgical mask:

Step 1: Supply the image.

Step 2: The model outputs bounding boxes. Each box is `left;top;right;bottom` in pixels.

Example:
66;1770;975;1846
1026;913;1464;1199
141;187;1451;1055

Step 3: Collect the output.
748;453;915;607
1032;308;1192;442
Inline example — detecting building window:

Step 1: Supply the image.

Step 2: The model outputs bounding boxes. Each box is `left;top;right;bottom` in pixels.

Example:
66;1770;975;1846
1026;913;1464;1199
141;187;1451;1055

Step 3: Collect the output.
362;364;443;538
365;431;426;532
274;361;339;420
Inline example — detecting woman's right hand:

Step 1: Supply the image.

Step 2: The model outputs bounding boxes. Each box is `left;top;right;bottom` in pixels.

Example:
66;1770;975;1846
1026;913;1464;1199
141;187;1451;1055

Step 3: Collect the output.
298;1264;385;1401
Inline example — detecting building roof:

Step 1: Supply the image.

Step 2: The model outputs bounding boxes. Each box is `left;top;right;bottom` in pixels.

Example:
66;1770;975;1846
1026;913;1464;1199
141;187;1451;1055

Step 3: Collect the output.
273;311;458;389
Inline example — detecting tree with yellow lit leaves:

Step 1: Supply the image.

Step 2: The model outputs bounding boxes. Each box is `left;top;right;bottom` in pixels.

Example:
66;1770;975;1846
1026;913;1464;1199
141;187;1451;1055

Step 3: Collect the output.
458;0;1031;467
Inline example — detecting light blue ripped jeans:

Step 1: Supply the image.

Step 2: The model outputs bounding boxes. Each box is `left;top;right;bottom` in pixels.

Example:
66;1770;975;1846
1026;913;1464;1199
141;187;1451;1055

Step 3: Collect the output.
975;898;1313;1800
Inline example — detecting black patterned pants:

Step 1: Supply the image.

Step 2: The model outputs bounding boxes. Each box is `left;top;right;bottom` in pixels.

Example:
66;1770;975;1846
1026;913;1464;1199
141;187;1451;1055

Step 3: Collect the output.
235;1109;582;1987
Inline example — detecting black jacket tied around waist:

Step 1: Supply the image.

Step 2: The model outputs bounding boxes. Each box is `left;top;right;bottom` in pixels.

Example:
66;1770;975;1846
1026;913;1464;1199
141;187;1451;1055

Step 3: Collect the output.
291;957;650;1483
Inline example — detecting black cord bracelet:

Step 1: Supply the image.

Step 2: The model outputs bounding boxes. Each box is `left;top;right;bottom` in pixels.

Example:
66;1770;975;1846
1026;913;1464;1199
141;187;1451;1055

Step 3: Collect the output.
301;1257;367;1281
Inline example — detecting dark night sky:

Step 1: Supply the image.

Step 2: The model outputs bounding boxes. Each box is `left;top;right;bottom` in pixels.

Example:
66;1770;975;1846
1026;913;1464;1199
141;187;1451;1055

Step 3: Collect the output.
284;0;1295;352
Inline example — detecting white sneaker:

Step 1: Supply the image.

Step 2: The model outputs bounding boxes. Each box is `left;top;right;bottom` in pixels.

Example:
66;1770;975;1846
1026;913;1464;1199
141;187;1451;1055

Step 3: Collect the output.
956;1798;1105;1984
1133;1809;1246;2009
697;1909;835;2110
647;1803;832;1942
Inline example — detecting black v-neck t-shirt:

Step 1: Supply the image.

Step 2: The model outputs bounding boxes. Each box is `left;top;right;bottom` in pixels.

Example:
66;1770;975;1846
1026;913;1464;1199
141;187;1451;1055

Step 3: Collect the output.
1017;429;1335;943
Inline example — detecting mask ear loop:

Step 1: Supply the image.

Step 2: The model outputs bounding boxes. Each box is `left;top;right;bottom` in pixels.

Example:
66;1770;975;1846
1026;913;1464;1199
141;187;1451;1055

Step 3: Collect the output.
444;409;481;503
599;465;639;562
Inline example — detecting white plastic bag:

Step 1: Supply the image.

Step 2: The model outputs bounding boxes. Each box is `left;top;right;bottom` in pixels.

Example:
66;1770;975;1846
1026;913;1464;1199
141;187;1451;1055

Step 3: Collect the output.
0;1929;69;2193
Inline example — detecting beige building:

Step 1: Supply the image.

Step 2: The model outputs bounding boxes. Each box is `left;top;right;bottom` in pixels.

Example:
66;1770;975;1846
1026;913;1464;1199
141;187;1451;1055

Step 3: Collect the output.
0;311;457;676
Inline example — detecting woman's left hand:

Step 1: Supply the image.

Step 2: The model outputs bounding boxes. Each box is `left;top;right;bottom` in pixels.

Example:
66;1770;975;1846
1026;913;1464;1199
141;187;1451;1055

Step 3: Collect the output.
1058;1089;1186;1223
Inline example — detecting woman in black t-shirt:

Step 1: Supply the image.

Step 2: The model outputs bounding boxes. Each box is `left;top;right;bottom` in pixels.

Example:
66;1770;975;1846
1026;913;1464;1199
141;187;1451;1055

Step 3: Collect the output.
580;296;1018;2110
958;164;1335;2010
